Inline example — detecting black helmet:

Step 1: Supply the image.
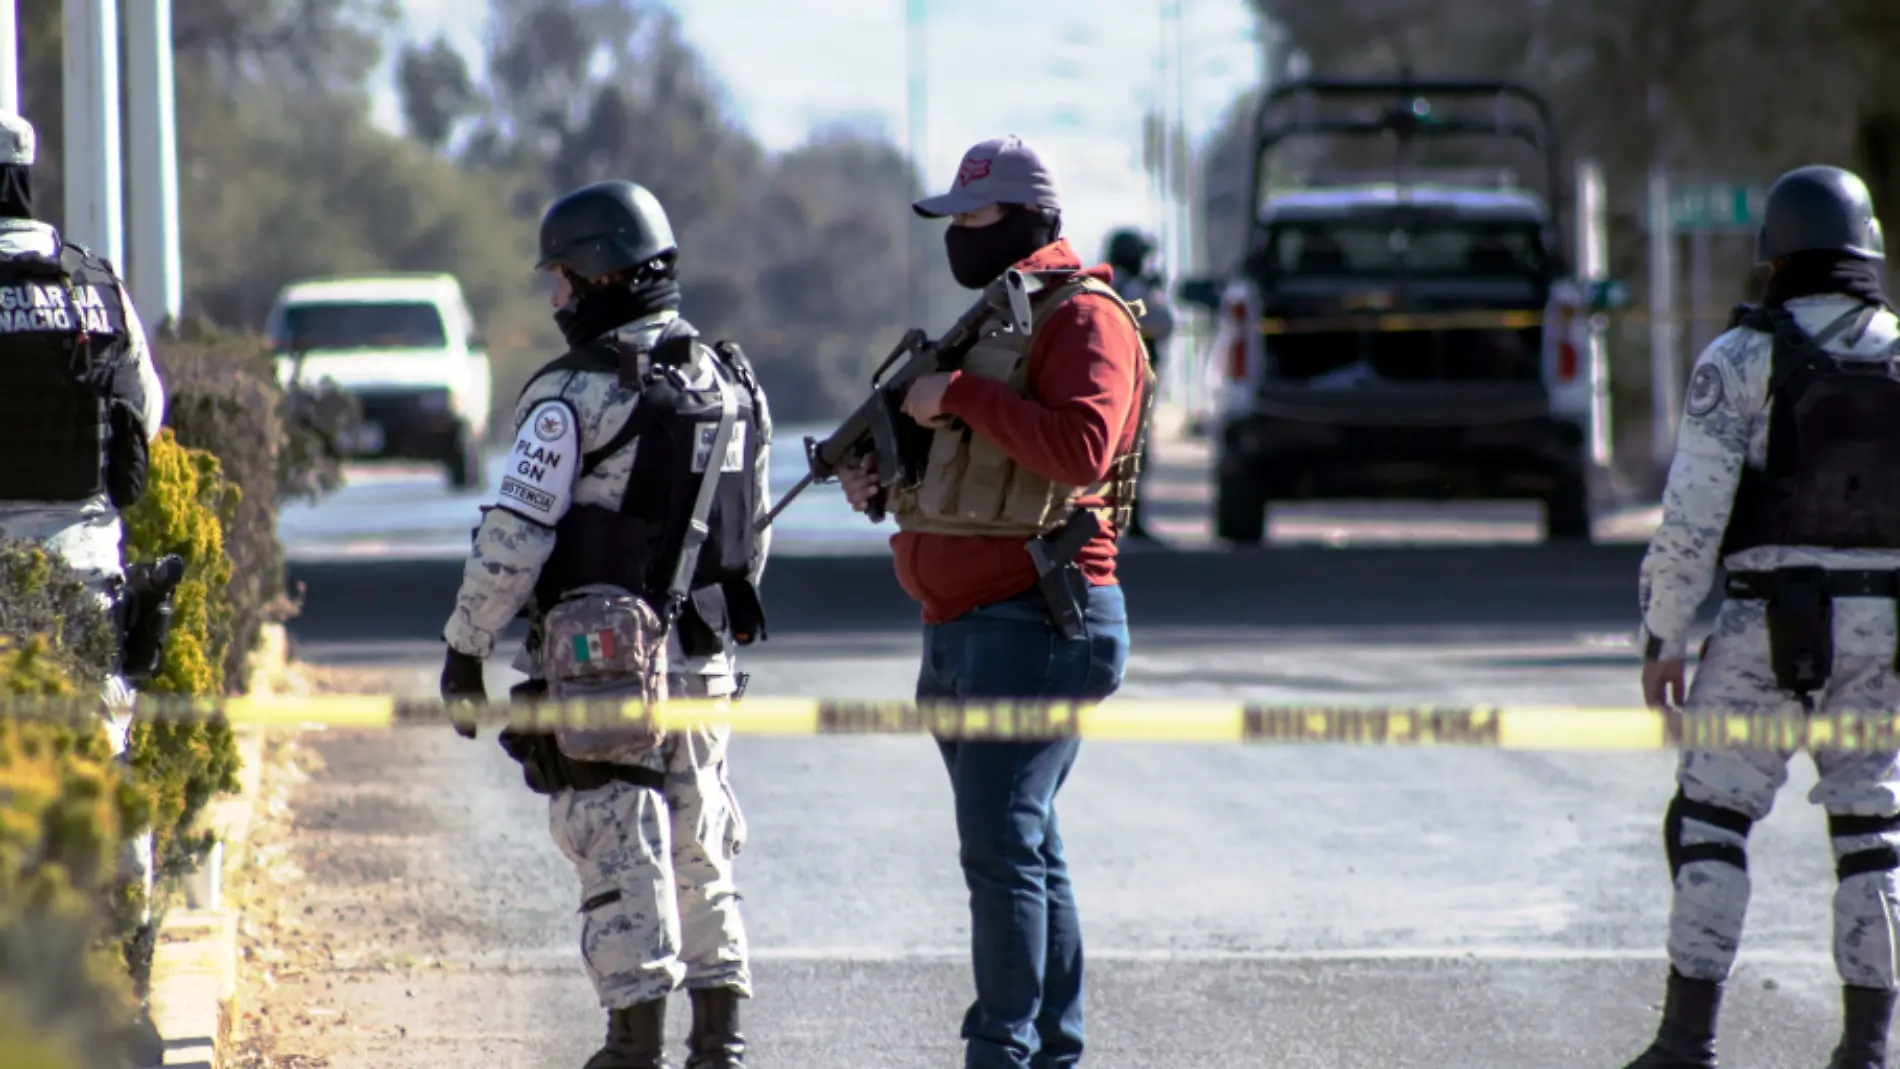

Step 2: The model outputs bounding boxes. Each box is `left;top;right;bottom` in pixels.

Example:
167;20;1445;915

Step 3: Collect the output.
1105;228;1155;270
1755;165;1885;264
536;180;678;279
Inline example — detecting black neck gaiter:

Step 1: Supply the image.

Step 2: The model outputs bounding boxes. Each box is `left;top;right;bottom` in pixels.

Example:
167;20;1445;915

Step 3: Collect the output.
1761;250;1891;311
944;206;1059;289
0;165;32;221
555;274;683;347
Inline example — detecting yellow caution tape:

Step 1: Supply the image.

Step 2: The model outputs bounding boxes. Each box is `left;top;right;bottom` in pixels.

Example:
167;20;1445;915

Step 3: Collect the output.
1259;309;1544;335
7;696;1900;752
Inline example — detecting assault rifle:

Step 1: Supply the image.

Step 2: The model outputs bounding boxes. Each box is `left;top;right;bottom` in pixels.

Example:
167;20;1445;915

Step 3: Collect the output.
758;268;1042;528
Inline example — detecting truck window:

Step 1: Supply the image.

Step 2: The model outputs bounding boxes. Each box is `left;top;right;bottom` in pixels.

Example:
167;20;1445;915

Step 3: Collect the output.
1265;221;1548;278
275;301;448;351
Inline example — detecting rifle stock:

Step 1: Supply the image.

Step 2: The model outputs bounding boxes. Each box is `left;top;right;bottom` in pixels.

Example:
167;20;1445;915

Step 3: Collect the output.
756;269;1039;531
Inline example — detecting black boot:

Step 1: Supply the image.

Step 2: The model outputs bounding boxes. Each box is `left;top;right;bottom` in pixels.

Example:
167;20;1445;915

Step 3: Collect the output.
685;986;746;1069
1826;984;1897;1069
1621;969;1723;1068
583;998;670;1069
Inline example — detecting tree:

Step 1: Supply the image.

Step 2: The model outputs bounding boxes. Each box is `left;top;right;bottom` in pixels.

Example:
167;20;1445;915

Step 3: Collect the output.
396;36;479;151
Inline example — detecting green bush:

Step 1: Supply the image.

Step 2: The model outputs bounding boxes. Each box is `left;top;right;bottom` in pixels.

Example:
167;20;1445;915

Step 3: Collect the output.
120;430;243;892
151;316;360;692
0;641;149;1069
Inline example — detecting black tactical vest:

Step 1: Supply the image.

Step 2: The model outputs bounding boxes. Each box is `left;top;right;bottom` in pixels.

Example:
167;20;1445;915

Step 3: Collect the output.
1719;301;1900;556
529;317;771;656
0;242;131;502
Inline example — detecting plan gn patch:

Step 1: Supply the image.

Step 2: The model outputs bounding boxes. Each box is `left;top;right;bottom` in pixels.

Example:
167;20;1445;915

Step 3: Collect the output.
497;398;580;525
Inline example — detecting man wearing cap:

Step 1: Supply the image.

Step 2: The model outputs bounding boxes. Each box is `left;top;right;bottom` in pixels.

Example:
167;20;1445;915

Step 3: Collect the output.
837;135;1152;1069
0;108;166;1062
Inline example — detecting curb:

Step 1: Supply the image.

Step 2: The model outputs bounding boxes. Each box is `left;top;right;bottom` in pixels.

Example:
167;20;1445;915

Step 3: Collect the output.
145;622;287;1068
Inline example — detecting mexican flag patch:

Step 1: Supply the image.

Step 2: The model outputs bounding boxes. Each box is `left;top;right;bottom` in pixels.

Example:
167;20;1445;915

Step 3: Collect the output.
573;629;617;663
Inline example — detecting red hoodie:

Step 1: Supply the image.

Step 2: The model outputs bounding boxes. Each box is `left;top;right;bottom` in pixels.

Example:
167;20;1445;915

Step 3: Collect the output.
890;238;1148;624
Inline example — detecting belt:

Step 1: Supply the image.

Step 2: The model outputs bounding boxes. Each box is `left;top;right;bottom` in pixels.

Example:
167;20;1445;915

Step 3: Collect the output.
1726;568;1900;600
566;759;666;792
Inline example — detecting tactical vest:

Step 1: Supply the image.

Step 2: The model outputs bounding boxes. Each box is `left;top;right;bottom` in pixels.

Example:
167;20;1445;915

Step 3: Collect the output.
890;272;1156;538
1719;301;1900;556
530;317;770;656
0;243;131;502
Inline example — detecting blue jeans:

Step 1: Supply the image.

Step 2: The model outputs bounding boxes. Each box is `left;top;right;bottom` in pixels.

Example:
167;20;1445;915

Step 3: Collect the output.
918;583;1131;1069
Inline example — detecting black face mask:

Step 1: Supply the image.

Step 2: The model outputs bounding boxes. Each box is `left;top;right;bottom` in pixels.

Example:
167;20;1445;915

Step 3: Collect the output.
553;271;683;346
0;165;32;221
944;207;1057;289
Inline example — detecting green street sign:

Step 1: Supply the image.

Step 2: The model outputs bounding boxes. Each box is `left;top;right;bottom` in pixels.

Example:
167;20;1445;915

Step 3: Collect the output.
1589;278;1629;312
1660;183;1766;232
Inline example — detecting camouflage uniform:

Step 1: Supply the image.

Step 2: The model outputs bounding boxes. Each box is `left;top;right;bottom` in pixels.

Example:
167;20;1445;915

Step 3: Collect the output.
1639;294;1900;987
442;308;766;1007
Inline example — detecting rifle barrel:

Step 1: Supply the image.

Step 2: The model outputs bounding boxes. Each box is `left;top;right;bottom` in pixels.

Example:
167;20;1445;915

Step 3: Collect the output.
756;472;815;532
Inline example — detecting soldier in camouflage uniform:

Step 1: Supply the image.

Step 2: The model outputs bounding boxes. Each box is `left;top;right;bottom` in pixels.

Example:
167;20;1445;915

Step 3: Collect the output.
1625;165;1900;1069
1102;228;1174;540
439;180;772;1069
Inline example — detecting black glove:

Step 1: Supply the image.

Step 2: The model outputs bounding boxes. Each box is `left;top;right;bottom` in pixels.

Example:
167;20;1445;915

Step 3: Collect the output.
440;646;487;739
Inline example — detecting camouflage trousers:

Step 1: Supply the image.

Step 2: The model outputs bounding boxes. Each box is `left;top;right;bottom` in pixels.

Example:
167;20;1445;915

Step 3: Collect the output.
90;581;154;922
547;701;751;1009
1669;600;1900;988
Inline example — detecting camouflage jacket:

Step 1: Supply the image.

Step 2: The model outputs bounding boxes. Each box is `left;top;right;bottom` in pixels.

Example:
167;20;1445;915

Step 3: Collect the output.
442;309;773;691
1639;295;1900;660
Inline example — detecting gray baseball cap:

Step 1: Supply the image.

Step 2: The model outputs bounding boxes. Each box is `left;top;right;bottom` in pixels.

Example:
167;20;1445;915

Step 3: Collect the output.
0;111;34;167
914;135;1061;219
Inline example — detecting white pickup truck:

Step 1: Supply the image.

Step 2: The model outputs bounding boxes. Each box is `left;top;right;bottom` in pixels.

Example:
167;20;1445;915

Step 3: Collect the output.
265;273;494;490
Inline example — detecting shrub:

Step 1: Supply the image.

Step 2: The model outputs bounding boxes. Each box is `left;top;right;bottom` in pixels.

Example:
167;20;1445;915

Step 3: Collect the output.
151;316;360;692
119;430;243;894
0;644;147;1069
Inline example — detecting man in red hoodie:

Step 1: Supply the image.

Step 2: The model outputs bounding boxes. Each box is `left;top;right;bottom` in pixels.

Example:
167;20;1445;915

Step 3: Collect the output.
838;135;1152;1069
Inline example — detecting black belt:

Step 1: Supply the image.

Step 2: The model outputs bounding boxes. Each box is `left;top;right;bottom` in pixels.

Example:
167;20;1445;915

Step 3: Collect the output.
1725;568;1900;600
566;759;666;792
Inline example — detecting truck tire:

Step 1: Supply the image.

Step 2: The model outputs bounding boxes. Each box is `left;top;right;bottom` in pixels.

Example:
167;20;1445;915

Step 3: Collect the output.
1543;475;1594;543
446;427;486;492
1215;471;1268;545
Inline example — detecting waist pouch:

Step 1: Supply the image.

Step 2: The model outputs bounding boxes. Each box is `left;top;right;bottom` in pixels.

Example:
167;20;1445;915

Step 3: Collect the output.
1724;567;1900;698
537;584;667;761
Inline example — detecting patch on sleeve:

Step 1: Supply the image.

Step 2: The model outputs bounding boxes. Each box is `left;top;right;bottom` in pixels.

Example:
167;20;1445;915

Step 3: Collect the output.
496;399;579;525
1684;363;1725;418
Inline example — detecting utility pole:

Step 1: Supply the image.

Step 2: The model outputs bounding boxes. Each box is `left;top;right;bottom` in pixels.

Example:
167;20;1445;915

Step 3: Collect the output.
0;0;18;113
1576;158;1612;469
127;0;181;332
1646;165;1678;472
905;0;927;324
63;0;122;269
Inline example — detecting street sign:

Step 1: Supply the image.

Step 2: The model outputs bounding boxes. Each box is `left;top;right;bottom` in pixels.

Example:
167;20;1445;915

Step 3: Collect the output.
1655;183;1766;232
1589;278;1629;312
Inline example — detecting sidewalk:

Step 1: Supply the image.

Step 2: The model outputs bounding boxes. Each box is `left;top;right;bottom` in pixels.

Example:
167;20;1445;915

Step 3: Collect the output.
144;624;289;1068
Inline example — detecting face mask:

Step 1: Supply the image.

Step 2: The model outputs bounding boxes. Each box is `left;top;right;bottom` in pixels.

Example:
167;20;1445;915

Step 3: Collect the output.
944;207;1054;289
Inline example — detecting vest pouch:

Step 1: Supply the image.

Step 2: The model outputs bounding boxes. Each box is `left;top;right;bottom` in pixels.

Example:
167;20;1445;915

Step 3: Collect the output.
944;431;1014;523
540;584;668;760
678;584;729;659
998;463;1068;530
1764;567;1834;698
721;577;767;646
915;425;973;519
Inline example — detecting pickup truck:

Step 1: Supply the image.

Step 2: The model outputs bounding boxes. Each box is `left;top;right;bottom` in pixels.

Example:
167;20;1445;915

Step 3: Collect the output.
1180;78;1617;544
265;273;494;490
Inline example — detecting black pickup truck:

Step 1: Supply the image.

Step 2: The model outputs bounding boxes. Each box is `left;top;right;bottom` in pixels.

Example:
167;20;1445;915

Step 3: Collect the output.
1181;78;1603;544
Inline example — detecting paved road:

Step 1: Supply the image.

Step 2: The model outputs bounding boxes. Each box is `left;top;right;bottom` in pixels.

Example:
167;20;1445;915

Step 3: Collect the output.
234;433;1863;1069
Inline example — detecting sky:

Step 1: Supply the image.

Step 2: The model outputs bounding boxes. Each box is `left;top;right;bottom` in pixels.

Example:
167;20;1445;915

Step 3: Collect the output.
370;0;1268;276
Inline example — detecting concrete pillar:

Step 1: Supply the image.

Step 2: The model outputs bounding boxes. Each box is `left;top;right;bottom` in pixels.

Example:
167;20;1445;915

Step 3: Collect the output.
0;0;18;113
126;0;179;329
62;0;122;268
